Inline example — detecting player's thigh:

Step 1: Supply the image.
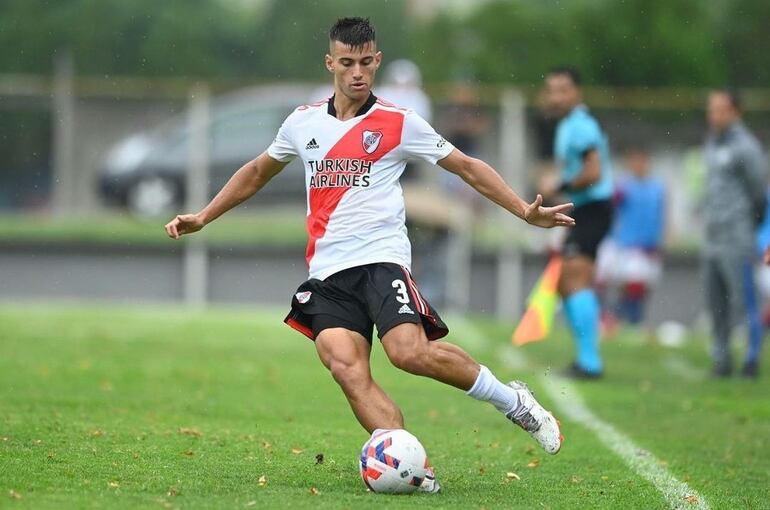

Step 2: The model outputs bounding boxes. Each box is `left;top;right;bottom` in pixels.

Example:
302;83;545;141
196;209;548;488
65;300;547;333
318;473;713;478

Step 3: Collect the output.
560;255;595;295
560;222;599;294
380;322;429;364
562;200;612;262
315;326;372;373
364;263;449;341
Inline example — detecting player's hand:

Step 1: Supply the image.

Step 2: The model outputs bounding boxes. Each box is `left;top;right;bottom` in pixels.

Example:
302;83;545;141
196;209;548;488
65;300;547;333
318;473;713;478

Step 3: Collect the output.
165;213;205;239
524;194;575;228
764;246;770;265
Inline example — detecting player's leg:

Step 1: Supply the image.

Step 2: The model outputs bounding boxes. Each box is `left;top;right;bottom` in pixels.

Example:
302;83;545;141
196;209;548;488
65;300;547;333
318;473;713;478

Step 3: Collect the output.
381;323;562;454
741;259;763;377
381;322;478;388
594;242;619;336
366;263;561;453
557;201;610;377
619;281;646;325
705;256;731;376
624;250;662;329
559;254;603;375
314;326;404;433
285;272;405;432
718;254;762;377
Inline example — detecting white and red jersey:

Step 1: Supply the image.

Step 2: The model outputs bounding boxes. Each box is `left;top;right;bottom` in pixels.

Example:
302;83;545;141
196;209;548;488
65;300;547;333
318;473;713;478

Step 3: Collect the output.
267;94;454;280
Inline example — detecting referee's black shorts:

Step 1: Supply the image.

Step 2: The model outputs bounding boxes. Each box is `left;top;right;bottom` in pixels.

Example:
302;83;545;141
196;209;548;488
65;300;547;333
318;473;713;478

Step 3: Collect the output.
563;200;613;260
284;262;449;343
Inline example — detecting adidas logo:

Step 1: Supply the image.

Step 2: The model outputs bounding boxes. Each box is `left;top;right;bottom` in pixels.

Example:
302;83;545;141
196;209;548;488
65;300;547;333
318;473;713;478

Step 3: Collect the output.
305;138;319;150
398;304;415;315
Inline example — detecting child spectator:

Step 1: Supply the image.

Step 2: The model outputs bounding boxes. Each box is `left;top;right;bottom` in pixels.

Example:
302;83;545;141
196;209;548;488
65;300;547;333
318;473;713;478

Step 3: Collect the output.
597;146;666;328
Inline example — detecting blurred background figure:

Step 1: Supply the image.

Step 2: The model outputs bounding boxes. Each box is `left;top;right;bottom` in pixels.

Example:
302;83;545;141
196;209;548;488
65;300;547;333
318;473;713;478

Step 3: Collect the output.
703;89;768;378
441;84;488;159
754;190;770;324
376;59;433;183
596;146;666;334
309;59;433;126
540;67;614;379
376;59;433;121
438;83;490;206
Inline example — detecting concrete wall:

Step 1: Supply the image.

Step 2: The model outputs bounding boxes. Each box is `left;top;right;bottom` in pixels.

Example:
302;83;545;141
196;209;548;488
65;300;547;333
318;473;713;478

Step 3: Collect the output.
0;242;703;327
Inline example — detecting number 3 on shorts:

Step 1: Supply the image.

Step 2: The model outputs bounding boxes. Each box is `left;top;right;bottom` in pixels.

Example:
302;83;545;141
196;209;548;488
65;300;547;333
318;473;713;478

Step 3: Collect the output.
392;279;410;304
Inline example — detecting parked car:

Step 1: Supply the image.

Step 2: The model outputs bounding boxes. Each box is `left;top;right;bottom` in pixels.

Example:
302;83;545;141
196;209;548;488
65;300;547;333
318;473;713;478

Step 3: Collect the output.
98;85;316;216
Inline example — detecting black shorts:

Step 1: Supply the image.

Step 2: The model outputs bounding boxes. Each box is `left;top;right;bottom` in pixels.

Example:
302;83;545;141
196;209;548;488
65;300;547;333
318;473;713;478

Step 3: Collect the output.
284;263;449;342
563;200;613;259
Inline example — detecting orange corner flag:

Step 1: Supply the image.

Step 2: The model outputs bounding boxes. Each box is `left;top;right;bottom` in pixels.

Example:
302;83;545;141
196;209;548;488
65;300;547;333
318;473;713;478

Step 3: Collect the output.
512;256;562;346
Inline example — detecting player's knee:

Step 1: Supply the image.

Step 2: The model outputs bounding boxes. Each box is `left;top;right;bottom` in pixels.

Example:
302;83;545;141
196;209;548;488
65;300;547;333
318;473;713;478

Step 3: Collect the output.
328;358;370;389
386;343;430;375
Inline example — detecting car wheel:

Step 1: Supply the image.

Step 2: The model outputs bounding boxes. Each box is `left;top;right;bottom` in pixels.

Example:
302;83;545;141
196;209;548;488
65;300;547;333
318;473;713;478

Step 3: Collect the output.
126;176;180;218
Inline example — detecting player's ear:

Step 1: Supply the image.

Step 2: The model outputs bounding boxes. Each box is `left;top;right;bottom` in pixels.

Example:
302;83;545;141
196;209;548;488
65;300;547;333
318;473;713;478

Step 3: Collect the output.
374;51;382;70
324;54;334;73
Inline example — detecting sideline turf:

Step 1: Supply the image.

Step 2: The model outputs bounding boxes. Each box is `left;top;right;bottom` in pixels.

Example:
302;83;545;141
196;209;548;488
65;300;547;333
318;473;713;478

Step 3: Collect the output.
1;304;768;509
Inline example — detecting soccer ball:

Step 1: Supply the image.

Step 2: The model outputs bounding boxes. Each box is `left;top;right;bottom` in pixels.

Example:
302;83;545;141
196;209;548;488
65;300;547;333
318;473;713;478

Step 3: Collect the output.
359;428;428;494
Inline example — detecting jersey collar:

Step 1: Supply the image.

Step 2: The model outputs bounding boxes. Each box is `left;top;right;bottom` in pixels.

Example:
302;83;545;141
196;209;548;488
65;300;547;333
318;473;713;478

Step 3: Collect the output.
327;93;378;119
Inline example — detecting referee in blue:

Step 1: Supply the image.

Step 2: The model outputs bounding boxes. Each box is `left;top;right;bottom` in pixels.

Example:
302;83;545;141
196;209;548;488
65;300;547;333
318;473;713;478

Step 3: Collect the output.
541;67;613;378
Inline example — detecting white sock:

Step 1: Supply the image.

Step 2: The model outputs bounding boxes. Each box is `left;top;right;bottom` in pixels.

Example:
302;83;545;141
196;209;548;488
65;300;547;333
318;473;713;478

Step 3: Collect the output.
466;365;519;415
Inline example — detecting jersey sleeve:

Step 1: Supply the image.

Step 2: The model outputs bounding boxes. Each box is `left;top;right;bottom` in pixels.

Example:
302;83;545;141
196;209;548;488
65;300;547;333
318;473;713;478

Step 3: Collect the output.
400;111;455;164
266;113;298;162
568;119;602;156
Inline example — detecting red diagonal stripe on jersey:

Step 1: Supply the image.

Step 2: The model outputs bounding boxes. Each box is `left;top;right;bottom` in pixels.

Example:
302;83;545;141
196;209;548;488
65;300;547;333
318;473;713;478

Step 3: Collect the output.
305;109;404;266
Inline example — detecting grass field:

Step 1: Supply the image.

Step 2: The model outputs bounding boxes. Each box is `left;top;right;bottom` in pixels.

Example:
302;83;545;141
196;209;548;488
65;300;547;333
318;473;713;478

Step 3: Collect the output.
1;304;768;509
0;212;307;247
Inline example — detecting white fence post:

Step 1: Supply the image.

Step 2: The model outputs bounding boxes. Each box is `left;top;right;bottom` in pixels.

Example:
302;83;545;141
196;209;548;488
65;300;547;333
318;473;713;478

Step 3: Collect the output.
446;203;472;312
51;50;76;216
496;88;526;320
183;83;210;307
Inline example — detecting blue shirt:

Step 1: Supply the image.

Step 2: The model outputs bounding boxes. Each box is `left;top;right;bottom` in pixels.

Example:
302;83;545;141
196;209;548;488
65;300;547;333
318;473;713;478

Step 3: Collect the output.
755;187;770;256
611;174;666;249
554;105;613;207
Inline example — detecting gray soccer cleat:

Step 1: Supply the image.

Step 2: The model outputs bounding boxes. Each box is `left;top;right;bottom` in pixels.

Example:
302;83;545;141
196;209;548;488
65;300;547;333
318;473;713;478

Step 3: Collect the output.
505;381;563;455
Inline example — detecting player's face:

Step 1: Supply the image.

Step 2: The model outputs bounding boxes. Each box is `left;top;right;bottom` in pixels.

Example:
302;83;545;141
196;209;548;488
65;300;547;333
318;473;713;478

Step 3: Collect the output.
625;151;650;177
325;40;381;101
707;93;739;133
545;74;581;117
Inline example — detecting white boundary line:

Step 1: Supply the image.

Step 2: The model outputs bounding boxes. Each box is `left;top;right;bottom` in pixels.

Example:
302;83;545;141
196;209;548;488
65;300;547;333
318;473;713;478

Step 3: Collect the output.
539;375;709;510
661;355;706;382
454;316;707;510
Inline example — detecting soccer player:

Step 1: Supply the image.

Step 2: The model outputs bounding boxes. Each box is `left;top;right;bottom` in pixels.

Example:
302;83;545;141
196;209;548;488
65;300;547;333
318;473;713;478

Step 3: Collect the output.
703;89;767;378
596;146;665;328
165;17;573;490
540;67;613;379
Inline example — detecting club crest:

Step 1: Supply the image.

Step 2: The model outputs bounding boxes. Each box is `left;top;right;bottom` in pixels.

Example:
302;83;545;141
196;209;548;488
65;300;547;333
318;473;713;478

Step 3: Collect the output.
362;130;383;154
295;291;312;304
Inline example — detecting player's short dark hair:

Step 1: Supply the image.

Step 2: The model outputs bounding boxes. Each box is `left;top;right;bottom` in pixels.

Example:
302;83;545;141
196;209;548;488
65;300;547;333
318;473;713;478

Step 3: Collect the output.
547;66;582;86
712;87;742;110
329;17;376;50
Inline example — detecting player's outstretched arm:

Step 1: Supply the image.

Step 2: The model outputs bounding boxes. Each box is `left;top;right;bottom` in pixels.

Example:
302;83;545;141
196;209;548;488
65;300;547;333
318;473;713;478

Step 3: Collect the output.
438;148;575;229
568;149;601;190
540;149;601;199
164;152;287;239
